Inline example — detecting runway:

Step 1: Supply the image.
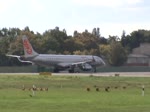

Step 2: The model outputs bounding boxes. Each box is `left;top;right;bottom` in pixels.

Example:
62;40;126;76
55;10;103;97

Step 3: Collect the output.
53;72;150;77
0;72;150;77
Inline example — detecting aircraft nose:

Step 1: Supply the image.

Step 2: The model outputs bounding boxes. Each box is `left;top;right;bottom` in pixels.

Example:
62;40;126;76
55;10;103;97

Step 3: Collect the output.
100;58;106;66
94;56;106;66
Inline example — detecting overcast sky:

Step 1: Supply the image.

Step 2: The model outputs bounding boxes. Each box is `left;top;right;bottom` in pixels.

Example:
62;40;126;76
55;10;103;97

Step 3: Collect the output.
0;0;150;38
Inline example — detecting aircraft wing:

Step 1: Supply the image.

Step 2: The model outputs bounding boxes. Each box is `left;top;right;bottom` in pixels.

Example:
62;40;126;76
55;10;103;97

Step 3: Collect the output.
58;61;93;71
57;63;72;67
6;54;33;64
71;61;92;65
58;60;92;67
6;54;20;58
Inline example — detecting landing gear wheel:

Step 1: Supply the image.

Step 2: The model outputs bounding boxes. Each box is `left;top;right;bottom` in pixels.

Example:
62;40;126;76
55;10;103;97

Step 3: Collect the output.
53;68;59;73
69;69;74;73
93;67;96;73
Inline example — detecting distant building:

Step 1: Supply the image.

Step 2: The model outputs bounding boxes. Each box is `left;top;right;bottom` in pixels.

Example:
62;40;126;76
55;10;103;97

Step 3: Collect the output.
132;43;150;55
126;54;149;66
126;43;150;66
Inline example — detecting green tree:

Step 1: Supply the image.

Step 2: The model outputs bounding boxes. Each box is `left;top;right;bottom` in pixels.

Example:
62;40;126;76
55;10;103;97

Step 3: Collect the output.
73;31;100;54
41;36;59;54
99;44;110;57
121;30;150;51
108;35;120;43
63;38;83;54
0;37;10;54
108;42;127;66
43;27;69;53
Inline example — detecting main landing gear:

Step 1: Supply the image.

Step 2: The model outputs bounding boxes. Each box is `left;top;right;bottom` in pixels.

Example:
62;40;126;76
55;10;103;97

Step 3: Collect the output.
53;68;59;73
68;69;74;73
93;67;97;73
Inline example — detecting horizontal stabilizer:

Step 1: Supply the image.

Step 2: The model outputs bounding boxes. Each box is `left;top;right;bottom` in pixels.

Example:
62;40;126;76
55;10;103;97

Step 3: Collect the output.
6;54;20;58
6;54;33;64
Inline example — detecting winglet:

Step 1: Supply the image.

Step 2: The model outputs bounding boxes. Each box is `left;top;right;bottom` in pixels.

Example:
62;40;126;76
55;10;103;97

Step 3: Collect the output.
22;35;38;57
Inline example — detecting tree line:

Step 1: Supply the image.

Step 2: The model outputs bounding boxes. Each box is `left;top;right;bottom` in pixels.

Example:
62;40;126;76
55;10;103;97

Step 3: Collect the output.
0;26;150;67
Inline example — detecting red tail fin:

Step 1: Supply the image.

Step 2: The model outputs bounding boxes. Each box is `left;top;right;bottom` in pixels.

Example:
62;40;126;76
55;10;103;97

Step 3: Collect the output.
22;35;38;57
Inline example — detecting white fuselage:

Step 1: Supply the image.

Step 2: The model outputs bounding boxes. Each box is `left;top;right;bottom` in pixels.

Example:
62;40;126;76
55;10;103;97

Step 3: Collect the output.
25;54;104;67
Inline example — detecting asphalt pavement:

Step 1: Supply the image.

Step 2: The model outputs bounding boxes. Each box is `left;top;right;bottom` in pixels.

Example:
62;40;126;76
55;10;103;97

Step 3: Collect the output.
0;72;150;77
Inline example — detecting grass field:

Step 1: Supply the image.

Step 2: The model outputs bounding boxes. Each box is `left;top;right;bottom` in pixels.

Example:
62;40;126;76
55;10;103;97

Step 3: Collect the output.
0;74;150;112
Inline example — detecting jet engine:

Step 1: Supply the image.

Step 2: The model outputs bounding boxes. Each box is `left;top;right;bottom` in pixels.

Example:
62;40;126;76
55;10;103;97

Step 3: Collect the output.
80;63;92;71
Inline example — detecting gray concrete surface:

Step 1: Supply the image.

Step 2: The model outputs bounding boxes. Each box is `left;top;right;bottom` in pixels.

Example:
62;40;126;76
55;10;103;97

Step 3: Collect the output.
0;72;150;77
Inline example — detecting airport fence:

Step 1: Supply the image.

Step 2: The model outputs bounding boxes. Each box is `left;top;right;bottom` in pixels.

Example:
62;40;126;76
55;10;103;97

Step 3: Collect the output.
0;66;38;73
0;66;150;73
98;66;150;72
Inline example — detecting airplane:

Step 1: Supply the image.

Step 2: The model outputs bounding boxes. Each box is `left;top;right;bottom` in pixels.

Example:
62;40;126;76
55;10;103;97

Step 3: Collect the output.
7;35;105;73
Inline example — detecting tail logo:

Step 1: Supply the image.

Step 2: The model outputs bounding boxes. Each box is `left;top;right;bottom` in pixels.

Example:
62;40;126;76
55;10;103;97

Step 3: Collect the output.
23;39;32;55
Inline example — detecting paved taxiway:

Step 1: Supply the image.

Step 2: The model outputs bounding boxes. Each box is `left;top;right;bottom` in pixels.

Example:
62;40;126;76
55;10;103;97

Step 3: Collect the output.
0;72;150;77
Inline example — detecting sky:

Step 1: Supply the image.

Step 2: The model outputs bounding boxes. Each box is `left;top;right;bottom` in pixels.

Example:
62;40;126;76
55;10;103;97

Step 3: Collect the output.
0;0;150;38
